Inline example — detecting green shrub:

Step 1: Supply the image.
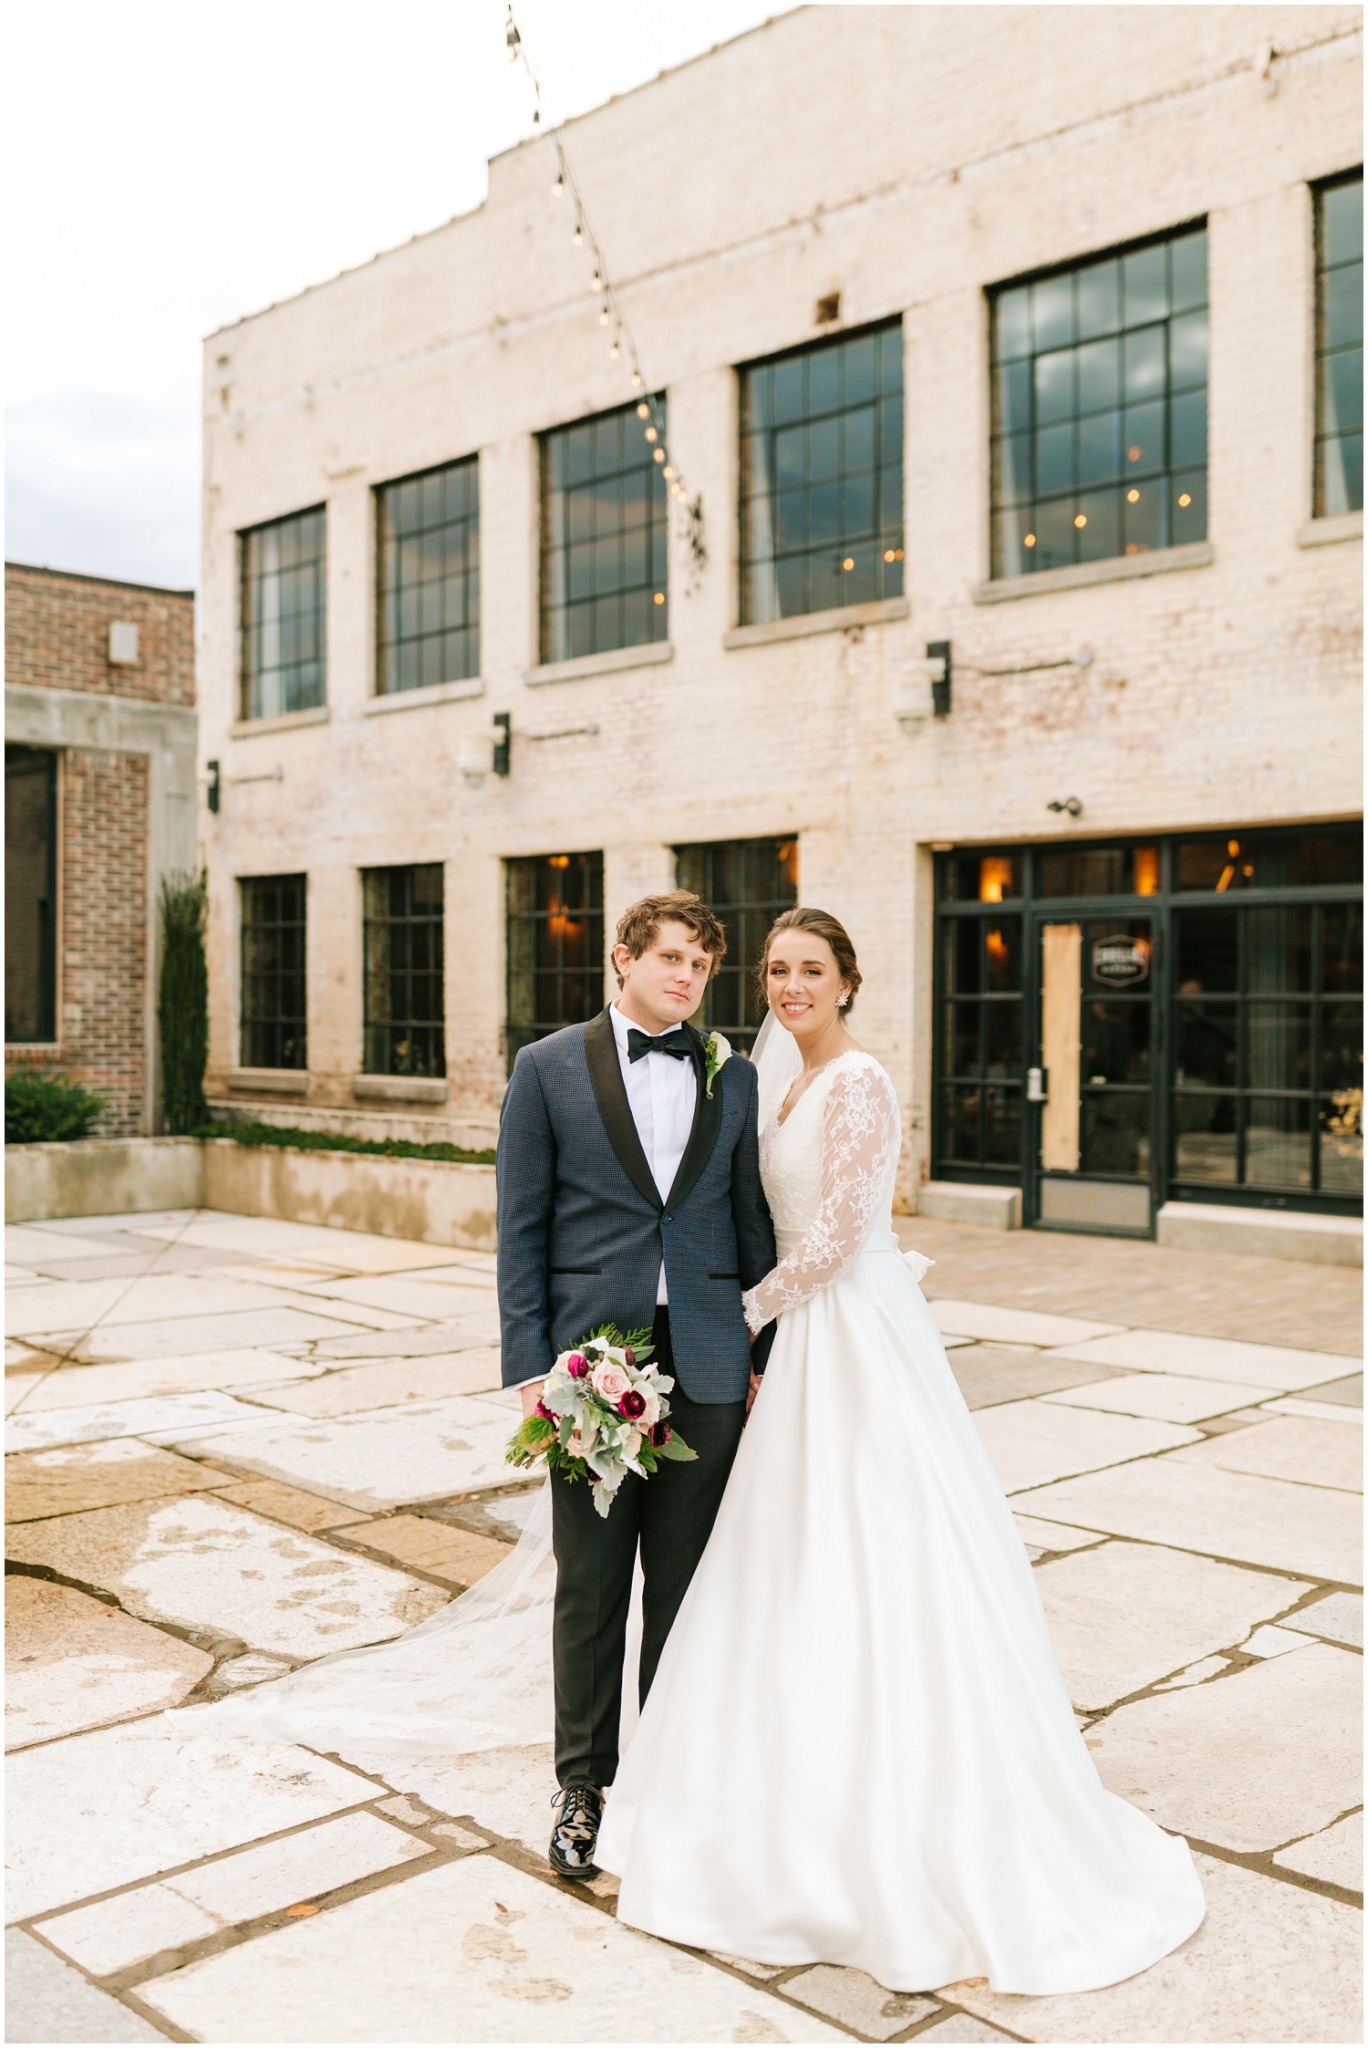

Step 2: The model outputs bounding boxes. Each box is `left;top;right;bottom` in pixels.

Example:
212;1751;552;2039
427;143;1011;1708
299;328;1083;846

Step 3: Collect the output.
159;871;208;1134
5;1068;105;1143
195;1119;495;1166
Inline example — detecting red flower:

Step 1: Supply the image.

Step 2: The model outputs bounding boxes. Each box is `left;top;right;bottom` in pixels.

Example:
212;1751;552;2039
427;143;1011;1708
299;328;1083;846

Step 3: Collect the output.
618;1388;646;1419
535;1399;554;1421
565;1353;588;1378
649;1421;672;1447
624;1347;635;1366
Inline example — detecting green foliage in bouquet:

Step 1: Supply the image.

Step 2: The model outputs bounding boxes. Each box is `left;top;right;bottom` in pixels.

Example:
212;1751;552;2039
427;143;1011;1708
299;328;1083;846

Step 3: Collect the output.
506;1324;697;1513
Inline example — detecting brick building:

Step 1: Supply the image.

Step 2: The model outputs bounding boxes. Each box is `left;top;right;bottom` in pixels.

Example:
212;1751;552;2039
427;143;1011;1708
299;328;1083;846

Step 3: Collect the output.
5;565;198;1134
197;6;1362;1246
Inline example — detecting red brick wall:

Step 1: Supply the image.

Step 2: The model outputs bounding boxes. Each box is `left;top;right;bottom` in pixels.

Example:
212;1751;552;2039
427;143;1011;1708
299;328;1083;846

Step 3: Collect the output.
5;749;151;1135
5;563;195;707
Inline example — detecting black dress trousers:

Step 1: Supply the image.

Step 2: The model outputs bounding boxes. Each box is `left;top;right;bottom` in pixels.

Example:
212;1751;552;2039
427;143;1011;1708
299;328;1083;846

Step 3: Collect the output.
549;1307;747;1789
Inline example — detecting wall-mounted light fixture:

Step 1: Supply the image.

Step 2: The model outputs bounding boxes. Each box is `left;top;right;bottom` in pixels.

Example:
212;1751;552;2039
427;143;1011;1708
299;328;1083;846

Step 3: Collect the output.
926;641;952;717
206;760;220;814
1046;796;1084;817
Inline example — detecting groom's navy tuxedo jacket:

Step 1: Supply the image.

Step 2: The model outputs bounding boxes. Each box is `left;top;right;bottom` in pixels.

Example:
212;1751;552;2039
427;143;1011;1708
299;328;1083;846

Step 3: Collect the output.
497;1008;777;1402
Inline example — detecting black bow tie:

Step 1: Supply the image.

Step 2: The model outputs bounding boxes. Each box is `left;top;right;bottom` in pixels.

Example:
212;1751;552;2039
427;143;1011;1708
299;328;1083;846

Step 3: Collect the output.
627;1026;695;1064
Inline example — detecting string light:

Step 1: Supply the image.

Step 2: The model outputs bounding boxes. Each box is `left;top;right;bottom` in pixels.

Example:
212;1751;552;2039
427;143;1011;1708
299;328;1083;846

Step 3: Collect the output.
505;0;699;532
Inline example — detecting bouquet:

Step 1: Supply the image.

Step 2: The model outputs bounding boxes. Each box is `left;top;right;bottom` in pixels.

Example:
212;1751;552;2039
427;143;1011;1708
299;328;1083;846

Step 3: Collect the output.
506;1325;696;1518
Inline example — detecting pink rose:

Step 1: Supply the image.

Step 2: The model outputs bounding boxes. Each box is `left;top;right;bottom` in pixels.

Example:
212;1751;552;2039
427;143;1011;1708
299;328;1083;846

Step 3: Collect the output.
618;1388;646;1419
565;1352;588;1379
591;1359;632;1404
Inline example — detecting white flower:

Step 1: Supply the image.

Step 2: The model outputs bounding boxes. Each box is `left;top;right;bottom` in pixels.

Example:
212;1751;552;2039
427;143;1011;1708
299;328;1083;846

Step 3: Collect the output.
591;1358;632;1404
703;1031;732;1099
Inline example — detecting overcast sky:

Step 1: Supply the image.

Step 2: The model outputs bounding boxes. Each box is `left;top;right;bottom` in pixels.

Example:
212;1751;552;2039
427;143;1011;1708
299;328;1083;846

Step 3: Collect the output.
5;0;795;591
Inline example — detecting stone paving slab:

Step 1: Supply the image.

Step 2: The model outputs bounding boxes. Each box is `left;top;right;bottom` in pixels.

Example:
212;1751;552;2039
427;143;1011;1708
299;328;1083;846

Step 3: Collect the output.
1011;1513;1105;1552
5;1438;223;1523
0;1348;324;1414
1043;1372;1273;1424
177;1396;522;1512
6;1494;446;1657
305;1319;500;1361
4;1929;168;2043
1163;1416;1362;1494
51;1306;375;1364
1296;1590;1364;1649
947;1345;1124;1410
207;1475;369;1532
6;1577;212;1750
917;2017;1019;2043
1299;1370;1365;1406
245;1348;505;1416
136;1854;846;2042
6;1226;151;1263
1033;1542;1310;1711
1272;1810;1363;1891
7;1273;334;1339
1085;1643;1360;1852
782;1964;939;2037
340;1514;511;1586
1012;1459;1364;1586
932;1300;1124;1348
6;1390;280;1455
1259;1395;1367;1426
291;1273;501;1323
5;1720;374;1921
970;1400;1200;1495
34;1813;430;1976
936;1851;1361;2042
1046;1329;1363;1392
136;1216;486;1275
348;1743;555;1856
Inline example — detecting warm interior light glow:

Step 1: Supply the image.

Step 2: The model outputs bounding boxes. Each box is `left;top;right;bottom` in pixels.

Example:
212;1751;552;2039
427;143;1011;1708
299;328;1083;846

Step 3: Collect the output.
778;839;800;888
1127;445;1142;462
547;854;571;869
653;591;665;605
985;927;1008;961
842;557;855;571
1127;488;1141;503
884;549;895;562
978;856;1013;903
1024;533;1036;547
1074;514;1087;528
1178;492;1192;508
1134;846;1160;895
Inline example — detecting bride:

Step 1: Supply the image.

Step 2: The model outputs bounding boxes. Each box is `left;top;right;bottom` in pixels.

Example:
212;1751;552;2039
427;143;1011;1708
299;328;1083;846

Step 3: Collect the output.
169;904;1203;1996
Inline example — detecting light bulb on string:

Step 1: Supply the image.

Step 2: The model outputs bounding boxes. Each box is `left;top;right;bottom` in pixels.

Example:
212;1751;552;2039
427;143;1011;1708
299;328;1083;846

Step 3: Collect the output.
591;269;602;291
663;465;674;480
653;448;665;464
598;303;610;326
631;371;642;389
636;401;650;419
552;174;564;199
645;425;658;442
573;220;583;247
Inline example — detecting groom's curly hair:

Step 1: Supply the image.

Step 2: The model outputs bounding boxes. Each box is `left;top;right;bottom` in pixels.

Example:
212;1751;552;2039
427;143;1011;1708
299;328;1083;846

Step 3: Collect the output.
612;891;727;987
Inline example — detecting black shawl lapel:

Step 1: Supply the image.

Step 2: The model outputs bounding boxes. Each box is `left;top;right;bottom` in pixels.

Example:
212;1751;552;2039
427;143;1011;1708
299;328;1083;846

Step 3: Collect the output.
584;1008;663;1212
663;1022;724;1213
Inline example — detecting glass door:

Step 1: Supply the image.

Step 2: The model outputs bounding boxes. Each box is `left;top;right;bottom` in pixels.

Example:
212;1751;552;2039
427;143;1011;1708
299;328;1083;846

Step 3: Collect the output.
1027;914;1158;1235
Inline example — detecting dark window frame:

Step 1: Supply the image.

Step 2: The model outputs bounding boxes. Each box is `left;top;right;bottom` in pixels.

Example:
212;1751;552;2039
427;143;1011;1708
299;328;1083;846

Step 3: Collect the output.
505;852;605;1070
239;505;327;720
988;221;1209;579
674;837;800;1054
5;745;59;1045
1313;169;1364;518
375;455;480;696
361;862;446;1079
239;873;308;1071
737;319;905;625
539;400;669;665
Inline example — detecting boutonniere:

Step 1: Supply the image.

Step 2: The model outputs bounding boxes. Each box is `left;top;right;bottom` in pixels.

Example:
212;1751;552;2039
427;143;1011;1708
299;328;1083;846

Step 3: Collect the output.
702;1031;732;1099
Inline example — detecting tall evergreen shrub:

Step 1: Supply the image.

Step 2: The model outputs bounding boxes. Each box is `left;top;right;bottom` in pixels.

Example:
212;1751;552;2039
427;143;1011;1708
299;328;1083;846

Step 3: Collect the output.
159;870;208;1132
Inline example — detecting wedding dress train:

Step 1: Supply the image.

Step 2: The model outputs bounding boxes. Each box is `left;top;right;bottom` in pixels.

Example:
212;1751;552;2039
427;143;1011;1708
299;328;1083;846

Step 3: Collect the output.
593;1048;1204;1993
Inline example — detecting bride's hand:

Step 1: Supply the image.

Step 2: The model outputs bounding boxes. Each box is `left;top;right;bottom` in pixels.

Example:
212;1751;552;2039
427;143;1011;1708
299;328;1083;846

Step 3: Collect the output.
746;1370;762;1416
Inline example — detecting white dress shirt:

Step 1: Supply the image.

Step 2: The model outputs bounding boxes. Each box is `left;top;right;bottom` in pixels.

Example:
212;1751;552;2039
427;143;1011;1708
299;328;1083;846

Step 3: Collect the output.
512;1006;699;1389
609;1000;699;1302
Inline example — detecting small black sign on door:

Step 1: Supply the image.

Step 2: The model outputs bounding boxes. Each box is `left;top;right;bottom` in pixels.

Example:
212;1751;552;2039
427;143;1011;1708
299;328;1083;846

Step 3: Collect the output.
1091;934;1151;987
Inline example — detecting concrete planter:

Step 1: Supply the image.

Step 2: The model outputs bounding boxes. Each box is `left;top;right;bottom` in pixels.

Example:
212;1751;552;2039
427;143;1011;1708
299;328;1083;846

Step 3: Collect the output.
6;1136;496;1254
5;1137;205;1223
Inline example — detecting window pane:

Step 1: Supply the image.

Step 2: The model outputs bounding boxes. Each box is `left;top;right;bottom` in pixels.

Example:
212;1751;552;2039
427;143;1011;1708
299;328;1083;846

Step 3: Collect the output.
1320;1094;1364;1194
1174;1094;1238;1181
1176;1001;1237;1088
1245;1002;1312;1090
1081;1090;1149;1175
1076;259;1121;340
1244;1097;1312;1189
540;401;666;660
4;747;57;1042
241;507;326;719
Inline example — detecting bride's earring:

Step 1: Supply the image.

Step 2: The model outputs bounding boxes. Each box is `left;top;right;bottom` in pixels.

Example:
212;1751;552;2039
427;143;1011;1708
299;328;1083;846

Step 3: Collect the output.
837;992;850;1009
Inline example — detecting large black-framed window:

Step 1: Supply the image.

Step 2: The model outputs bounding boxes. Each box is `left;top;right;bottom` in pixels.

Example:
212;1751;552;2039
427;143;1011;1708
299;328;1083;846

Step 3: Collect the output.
5;746;58;1044
674;837;800;1054
376;457;479;695
506;853;604;1069
240;874;307;1071
540;402;668;664
933;829;1362;1211
1314;171;1363;517
240;506;326;719
990;224;1208;578
739;321;904;623
362;863;445;1078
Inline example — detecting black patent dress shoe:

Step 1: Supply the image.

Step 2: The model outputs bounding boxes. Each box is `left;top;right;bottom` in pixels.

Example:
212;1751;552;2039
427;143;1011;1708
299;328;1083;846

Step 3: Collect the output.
548;1782;604;1879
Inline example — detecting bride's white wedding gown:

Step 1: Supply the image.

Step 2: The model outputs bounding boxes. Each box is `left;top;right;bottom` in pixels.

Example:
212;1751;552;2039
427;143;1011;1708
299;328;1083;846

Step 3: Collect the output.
593;1048;1204;1993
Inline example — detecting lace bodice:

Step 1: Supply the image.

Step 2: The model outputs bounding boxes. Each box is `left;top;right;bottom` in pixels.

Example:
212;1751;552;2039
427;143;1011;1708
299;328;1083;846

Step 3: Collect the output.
742;1051;901;1334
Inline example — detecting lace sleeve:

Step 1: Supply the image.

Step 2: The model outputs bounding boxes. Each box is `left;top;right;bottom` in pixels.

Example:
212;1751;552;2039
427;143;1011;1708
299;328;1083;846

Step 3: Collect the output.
742;1061;899;1334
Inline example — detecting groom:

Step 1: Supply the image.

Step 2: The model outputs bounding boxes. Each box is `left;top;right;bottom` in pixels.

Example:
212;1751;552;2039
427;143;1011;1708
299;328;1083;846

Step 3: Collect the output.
497;890;776;1879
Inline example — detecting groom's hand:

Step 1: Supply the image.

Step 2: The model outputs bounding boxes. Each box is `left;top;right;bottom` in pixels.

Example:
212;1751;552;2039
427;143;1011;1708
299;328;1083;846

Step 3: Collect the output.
746;1370;762;1416
519;1379;547;1419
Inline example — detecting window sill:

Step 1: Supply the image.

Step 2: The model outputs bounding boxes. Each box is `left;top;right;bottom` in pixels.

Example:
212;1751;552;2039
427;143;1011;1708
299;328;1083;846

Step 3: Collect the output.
724;596;910;649
1296;510;1363;549
226;1068;309;1097
364;677;484;716
525;642;673;687
972;542;1214;604
352;1075;449;1104
230;706;330;737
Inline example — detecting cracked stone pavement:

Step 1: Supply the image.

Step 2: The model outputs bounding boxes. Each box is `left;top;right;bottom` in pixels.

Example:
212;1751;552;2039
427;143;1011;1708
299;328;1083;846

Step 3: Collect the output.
5;1207;1361;2044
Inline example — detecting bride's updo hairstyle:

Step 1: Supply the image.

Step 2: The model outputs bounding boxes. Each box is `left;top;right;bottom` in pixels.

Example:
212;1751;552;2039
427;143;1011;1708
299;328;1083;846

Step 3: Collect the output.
758;906;863;1014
